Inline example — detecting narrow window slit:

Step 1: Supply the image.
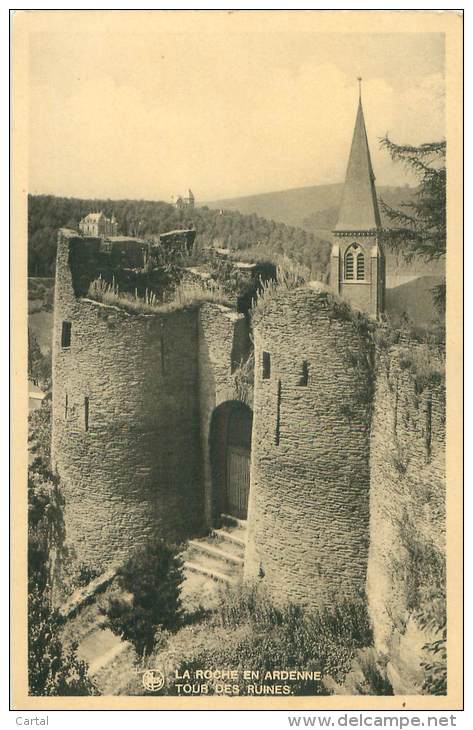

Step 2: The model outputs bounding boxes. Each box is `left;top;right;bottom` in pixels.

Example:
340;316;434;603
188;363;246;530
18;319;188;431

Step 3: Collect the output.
262;351;271;380
298;360;309;386
61;321;72;348
84;397;89;432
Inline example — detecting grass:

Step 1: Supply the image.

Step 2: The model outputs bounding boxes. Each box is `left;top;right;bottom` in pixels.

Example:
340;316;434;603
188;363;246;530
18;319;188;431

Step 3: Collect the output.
251;259;311;319
87;276;233;314
122;583;391;697
232;352;254;404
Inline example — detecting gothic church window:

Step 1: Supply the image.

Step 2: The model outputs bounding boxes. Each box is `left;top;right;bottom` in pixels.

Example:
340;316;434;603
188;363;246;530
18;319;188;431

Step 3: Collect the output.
344;243;366;281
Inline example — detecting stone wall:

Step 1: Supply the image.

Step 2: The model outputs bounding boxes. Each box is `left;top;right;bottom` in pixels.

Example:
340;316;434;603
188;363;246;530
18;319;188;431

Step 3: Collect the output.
367;345;446;693
244;286;373;609
52;230;203;568
197;302;251;526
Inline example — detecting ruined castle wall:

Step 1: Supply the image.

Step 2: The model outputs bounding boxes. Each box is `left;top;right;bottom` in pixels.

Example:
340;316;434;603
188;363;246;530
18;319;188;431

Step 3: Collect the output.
197;303;251;526
52;231;202;568
367;346;445;694
244;287;373;609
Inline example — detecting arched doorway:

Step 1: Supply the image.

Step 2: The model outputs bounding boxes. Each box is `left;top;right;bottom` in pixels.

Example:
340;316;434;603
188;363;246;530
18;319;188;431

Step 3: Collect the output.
209;401;253;521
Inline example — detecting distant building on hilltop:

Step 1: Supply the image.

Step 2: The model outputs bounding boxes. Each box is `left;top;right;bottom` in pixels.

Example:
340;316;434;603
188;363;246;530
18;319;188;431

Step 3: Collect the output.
79;211;118;238
174;189;195;210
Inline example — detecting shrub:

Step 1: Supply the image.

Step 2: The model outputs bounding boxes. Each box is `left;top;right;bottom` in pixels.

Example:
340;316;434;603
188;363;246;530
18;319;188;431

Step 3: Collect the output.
155;584;374;696
28;400;52;469
28;458;67;593
70;562;103;590
355;650;394;695
28;459;97;696
28;587;98;696
101;539;184;657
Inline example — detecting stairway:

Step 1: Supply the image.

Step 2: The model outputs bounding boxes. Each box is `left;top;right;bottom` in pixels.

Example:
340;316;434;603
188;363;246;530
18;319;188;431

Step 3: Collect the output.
182;514;247;586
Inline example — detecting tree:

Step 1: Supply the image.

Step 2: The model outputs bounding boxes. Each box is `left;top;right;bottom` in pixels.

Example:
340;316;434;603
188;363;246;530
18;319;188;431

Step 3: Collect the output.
28;459;67;593
27;458;97;695
28;329;52;390
379;137;446;314
28;588;98;696
102;538;184;657
28;401;52;467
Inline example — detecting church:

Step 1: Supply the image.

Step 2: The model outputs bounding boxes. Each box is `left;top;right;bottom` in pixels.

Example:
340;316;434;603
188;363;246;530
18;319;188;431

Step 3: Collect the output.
330;90;386;317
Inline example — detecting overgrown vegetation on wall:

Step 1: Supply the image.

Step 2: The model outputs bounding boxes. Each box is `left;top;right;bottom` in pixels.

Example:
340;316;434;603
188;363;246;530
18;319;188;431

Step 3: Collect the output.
368;343;446;695
250;256;313;319
87;276;233;314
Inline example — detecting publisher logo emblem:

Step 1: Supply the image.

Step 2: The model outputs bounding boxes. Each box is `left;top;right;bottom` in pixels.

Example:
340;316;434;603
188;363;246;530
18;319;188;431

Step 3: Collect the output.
142;668;165;692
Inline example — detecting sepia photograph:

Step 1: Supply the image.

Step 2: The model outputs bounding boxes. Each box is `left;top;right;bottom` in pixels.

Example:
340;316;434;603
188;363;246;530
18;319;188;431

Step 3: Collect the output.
11;9;463;711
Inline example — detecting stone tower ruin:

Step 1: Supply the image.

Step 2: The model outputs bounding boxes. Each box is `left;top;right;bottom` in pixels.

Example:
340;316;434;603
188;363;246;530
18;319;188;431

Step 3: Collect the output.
51;230;252;568
244;286;373;608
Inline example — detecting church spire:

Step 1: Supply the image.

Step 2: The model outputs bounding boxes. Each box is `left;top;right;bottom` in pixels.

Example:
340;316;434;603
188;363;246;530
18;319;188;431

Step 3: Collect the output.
335;88;381;232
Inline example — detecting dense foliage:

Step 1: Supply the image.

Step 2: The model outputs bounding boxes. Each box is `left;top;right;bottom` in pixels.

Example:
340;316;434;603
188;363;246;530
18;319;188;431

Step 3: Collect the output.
379;138;446;263
394;508;447;696
102;539;185;657
28;587;98;696
28;194;331;277
28;329;52;391
28;458;97;695
379;137;446;314
28;399;52;466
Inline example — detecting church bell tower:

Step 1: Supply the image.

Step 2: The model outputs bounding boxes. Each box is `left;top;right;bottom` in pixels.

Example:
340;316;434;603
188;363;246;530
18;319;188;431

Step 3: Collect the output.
330;81;385;318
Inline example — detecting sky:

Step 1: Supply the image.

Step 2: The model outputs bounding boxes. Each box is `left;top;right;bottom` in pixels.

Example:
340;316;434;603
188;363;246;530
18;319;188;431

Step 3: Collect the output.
28;28;445;202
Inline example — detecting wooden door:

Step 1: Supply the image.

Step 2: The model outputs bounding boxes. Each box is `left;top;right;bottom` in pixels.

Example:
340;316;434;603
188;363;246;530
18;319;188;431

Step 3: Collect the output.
226;445;250;519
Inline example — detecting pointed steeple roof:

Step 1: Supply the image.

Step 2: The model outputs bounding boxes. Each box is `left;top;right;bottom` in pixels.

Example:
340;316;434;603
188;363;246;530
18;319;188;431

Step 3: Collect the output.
335;96;381;232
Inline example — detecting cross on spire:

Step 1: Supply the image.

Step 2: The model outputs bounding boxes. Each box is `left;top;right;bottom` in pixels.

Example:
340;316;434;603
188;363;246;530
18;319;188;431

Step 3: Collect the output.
357;77;362;102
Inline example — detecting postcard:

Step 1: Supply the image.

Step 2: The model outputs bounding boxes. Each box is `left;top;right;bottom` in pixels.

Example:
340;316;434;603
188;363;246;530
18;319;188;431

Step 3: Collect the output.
11;9;463;711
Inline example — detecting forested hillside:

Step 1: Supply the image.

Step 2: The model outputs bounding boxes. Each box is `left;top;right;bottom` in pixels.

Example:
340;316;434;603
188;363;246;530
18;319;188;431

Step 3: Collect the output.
28;195;331;277
207;183;445;279
207;183;416;235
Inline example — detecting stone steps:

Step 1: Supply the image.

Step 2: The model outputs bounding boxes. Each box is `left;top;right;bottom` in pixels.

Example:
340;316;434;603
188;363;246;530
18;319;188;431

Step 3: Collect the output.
187;539;244;566
181;515;247;587
183;560;237;585
211;527;246;549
